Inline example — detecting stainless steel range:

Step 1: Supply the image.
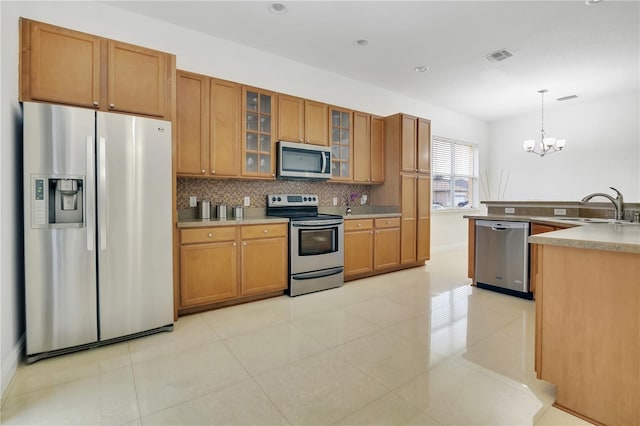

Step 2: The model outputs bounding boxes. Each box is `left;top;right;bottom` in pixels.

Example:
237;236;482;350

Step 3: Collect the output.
267;194;344;296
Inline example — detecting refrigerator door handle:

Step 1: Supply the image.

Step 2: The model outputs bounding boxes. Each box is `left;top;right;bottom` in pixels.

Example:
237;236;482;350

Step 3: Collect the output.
98;137;107;251
86;136;95;251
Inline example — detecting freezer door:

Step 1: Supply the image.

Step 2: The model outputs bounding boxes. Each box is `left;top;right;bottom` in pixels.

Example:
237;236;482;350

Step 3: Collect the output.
23;102;98;356
96;112;173;340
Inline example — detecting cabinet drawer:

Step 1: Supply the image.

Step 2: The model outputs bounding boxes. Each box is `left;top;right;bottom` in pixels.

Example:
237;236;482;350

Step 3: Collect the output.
344;219;373;231
241;223;287;239
180;227;237;244
375;217;400;229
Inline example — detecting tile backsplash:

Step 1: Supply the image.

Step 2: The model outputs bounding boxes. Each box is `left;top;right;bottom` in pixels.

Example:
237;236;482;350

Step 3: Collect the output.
177;178;374;209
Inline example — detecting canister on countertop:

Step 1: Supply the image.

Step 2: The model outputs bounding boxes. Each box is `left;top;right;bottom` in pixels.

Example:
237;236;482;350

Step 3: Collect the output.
217;204;227;219
198;200;211;219
233;206;244;219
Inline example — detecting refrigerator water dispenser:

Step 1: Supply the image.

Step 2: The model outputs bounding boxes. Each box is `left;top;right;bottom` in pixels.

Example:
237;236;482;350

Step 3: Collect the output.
31;177;84;227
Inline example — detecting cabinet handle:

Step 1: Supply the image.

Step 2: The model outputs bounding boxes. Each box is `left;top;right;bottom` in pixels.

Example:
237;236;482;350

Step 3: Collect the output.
201;169;206;174
243;242;247;246
376;230;379;234
357;223;362;227
305;139;310;144
299;138;303;142
211;170;215;174
93;101;98;107
109;103;115;109
207;233;212;238
271;173;275;177
386;221;391;224
233;242;236;246
263;229;268;234
370;231;374;234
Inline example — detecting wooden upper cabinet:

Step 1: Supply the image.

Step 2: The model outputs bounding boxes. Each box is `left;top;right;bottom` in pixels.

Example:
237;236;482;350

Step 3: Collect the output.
278;95;328;145
20;18;174;120
370;116;384;183
21;19;101;108
304;100;328;145
330;107;353;181
401;115;418;173
353;112;371;183
278;94;304;143
107;41;168;118
417;118;431;174
176;71;208;175
242;86;277;179
210;78;241;177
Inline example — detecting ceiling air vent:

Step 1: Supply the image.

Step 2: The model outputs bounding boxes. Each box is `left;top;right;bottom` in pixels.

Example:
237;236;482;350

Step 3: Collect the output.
484;48;514;63
557;94;578;101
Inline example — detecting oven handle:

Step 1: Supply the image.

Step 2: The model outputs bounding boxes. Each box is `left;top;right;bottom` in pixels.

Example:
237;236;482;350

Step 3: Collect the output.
292;219;344;227
292;267;344;281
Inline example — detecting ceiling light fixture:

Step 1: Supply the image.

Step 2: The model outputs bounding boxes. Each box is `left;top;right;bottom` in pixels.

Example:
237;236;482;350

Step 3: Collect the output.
414;65;429;72
585;0;603;5
353;39;368;47
523;90;566;157
268;2;288;15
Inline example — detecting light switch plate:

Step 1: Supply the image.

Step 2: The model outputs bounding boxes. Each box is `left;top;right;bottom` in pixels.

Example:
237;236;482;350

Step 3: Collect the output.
332;197;338;206
189;196;197;207
244;196;250;207
505;207;515;214
554;208;567;216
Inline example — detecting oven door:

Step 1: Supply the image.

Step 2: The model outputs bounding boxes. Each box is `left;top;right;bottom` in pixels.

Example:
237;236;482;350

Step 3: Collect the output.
290;219;344;275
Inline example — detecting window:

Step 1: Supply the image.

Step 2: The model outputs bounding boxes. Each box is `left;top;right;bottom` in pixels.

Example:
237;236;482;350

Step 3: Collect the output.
432;137;477;211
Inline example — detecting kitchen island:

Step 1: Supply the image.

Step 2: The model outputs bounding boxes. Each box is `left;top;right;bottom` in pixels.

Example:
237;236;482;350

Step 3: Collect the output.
529;224;640;425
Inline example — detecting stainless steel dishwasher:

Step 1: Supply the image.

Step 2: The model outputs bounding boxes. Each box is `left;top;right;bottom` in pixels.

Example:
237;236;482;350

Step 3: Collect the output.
475;220;531;299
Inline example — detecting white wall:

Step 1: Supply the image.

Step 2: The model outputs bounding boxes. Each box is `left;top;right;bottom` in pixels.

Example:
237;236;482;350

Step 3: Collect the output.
0;1;488;395
487;91;640;202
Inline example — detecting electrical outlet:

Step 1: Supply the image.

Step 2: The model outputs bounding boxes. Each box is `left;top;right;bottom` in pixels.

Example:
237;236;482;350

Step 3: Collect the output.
243;196;250;207
554;208;567;216
361;194;368;205
332;197;338;206
189;196;197;207
504;207;515;214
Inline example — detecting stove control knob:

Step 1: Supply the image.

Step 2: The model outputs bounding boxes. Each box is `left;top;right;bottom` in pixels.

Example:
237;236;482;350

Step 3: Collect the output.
277;196;282;202
271;197;276;203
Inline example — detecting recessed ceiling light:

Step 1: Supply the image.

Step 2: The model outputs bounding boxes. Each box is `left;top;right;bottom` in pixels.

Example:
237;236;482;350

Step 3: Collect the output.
585;0;603;4
414;66;429;72
268;2;288;14
353;39;369;47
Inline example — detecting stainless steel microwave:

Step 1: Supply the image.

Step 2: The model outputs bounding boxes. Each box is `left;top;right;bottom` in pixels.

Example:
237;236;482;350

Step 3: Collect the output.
277;141;332;180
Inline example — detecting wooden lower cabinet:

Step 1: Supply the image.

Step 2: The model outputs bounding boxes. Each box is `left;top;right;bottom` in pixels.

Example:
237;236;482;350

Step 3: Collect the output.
344;219;374;277
179;227;239;307
178;223;287;312
374;218;400;269
344;217;400;279
240;224;288;296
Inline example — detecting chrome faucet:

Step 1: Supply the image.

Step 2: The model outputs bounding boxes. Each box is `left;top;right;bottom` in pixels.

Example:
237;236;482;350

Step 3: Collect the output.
581;187;624;220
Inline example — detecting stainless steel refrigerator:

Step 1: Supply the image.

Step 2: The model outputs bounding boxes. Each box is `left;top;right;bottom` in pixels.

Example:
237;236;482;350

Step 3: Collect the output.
23;102;174;363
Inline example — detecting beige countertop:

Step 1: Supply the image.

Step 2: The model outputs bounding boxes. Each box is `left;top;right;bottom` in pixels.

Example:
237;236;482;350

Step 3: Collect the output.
177;212;401;228
465;214;640;254
177;216;289;228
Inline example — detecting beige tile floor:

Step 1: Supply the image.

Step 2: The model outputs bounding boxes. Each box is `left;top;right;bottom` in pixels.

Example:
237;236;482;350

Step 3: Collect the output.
0;248;592;425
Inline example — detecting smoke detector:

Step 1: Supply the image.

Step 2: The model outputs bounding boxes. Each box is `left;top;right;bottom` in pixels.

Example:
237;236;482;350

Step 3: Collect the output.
268;3;288;14
484;48;514;63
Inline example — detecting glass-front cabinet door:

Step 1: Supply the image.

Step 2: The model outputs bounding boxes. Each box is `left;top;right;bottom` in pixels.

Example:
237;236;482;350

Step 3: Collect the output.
242;86;276;178
330;107;352;181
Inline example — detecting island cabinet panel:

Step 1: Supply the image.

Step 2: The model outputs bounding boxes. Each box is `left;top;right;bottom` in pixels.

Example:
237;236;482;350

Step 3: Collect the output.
20;18;174;120
536;245;640;426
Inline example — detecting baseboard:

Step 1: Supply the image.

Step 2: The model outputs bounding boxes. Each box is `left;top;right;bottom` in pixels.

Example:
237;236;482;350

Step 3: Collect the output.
1;333;24;400
430;242;467;253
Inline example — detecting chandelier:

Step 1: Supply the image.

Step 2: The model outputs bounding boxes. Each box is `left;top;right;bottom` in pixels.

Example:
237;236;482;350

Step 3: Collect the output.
522;89;566;157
